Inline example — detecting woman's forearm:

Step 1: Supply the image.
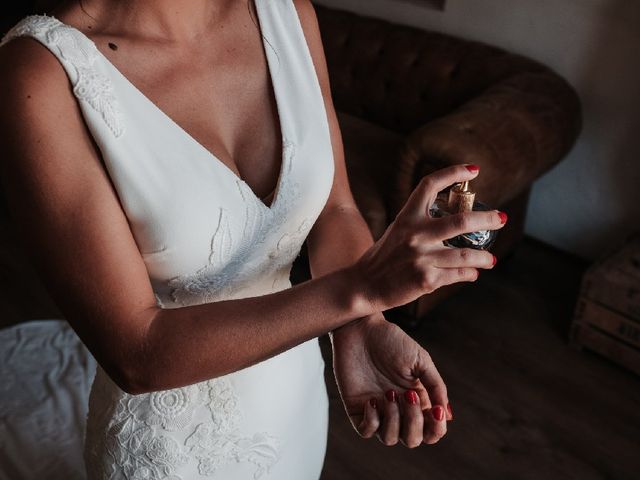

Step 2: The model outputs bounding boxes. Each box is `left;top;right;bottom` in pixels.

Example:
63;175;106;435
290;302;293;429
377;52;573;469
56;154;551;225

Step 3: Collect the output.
305;206;379;334
121;206;376;395
127;266;371;395
306;205;375;280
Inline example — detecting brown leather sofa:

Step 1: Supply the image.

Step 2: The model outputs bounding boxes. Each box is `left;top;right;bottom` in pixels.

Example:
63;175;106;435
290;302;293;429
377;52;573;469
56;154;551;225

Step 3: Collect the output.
290;3;582;326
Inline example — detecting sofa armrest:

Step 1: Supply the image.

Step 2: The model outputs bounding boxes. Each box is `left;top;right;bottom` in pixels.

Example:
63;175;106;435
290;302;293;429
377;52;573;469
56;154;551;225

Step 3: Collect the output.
390;70;582;217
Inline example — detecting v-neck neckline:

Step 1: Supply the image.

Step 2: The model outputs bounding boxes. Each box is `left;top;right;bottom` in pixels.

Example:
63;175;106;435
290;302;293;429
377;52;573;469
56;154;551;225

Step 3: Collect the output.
48;0;288;213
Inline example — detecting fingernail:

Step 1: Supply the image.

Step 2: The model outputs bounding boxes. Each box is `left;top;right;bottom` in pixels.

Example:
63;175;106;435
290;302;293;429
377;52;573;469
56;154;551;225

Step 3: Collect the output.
465;164;480;173
498;211;508;224
447;403;454;420
369;398;377;409
385;390;397;403
432;405;445;421
491;254;497;266
404;390;418;405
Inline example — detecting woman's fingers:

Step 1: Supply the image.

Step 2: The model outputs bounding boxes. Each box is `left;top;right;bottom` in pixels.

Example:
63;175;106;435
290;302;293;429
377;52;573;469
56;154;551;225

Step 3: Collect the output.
400;390;424;448
429;246;496;269
378;390;401;446
436;266;480;289
401;164;481;219
425;209;506;243
357;398;381;438
417;353;449;418
371;388;451;448
423;405;448;444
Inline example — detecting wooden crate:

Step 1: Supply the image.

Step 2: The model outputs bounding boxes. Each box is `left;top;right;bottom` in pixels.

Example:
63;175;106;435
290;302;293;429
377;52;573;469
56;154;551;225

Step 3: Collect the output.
569;231;640;375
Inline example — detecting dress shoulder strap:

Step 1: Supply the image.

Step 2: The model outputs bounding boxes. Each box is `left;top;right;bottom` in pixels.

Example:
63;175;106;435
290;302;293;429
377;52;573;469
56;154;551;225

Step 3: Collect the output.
0;15;124;138
256;0;332;145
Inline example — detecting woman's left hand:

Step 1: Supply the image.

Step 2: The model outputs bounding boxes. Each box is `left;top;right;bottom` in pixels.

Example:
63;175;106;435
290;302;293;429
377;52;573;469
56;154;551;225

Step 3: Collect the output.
330;312;452;448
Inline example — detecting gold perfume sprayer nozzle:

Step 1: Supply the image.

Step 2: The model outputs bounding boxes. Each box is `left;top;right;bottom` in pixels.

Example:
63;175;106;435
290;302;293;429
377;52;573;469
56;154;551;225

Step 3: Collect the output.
448;180;476;213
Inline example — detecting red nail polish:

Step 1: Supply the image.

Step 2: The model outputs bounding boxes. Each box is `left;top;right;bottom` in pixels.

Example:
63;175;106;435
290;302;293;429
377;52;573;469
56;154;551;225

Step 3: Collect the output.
432;405;445;421
446;403;453;420
498;211;508;224
369;398;377;409
491;254;497;266
465;164;480;173
404;390;418;405
385;390;397;403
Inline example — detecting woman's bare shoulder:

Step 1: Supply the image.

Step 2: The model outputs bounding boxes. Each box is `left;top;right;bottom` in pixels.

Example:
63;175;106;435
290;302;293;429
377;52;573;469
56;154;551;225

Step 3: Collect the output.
0;33;103;231
0;35;75;117
0;34;89;182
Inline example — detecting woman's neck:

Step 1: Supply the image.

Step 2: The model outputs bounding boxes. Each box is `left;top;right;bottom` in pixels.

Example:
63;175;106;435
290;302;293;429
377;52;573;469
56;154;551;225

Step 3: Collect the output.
60;0;240;44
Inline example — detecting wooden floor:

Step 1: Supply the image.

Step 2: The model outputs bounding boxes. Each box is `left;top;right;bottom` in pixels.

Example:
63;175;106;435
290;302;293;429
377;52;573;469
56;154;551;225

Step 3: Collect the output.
319;237;640;480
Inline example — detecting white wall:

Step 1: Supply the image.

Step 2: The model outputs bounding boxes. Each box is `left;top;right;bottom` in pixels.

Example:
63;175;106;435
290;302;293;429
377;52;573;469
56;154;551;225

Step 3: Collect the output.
316;0;640;261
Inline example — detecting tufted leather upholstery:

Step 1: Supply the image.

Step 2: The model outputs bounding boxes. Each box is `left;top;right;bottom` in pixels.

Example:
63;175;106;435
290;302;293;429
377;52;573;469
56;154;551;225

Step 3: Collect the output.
292;3;582;325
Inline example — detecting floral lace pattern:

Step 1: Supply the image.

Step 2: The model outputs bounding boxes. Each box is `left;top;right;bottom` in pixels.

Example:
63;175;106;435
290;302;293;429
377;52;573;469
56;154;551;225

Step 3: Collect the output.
0;15;125;137
0;14;58;42
167;139;313;305
128;384;209;432
186;426;280;479
95;377;279;479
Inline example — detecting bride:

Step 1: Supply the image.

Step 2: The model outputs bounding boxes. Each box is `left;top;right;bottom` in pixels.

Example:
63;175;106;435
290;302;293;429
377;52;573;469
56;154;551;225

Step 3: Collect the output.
0;0;506;478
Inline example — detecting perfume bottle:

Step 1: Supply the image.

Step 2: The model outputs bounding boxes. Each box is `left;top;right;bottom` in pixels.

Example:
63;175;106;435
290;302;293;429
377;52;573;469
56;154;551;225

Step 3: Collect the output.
429;180;498;250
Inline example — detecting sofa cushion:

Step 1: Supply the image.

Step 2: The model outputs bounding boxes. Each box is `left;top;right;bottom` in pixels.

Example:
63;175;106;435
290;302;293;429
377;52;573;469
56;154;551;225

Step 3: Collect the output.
336;110;403;240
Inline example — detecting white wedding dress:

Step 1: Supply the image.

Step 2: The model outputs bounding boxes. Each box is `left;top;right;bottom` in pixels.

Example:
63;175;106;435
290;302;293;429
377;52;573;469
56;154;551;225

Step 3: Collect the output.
1;1;335;478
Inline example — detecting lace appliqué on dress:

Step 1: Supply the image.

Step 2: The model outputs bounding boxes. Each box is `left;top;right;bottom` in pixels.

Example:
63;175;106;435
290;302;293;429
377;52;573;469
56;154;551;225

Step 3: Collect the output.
185;380;280;479
101;378;279;480
0;15;125;138
166;139;314;305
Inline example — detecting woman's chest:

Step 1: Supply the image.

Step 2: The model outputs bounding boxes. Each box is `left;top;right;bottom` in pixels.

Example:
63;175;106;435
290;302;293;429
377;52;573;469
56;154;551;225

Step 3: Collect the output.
110;117;334;306
98;42;284;202
89;17;282;198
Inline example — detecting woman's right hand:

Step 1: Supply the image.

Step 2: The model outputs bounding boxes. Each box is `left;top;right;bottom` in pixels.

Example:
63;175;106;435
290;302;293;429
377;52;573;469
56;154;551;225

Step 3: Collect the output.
349;164;507;313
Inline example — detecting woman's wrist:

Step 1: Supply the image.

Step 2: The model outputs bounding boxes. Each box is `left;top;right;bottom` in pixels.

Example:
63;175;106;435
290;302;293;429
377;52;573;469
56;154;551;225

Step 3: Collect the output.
335;264;378;321
329;310;387;344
